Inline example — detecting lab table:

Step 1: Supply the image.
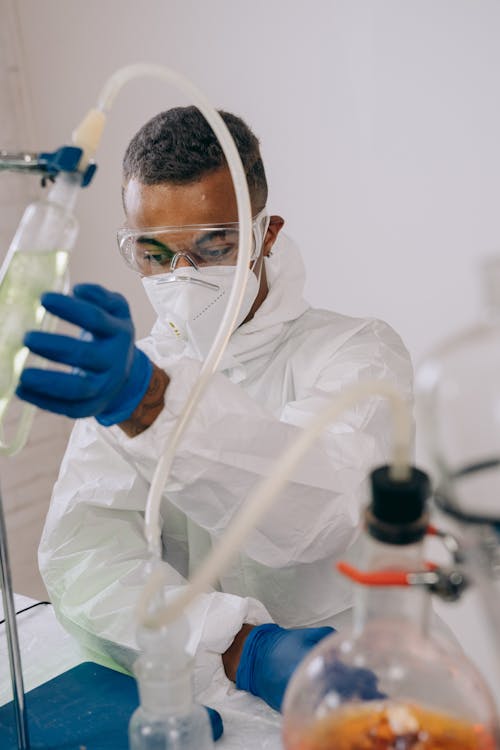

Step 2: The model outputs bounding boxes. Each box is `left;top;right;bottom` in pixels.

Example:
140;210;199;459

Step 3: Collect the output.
0;595;283;749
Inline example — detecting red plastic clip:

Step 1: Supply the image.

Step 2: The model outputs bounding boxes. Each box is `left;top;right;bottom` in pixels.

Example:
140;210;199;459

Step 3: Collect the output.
336;560;438;586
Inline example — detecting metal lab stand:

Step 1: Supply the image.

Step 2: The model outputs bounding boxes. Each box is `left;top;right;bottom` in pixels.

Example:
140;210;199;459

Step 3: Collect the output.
0;149;82;750
0;149;80;750
0;484;30;749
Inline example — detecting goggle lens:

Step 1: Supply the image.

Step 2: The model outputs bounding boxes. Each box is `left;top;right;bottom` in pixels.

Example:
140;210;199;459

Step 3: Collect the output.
118;210;269;276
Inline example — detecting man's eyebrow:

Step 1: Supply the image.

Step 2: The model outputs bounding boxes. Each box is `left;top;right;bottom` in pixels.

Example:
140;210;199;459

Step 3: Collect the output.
136;236;174;253
195;229;235;247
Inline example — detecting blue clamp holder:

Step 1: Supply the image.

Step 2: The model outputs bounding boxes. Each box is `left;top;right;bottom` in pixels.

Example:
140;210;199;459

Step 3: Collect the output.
38;146;97;187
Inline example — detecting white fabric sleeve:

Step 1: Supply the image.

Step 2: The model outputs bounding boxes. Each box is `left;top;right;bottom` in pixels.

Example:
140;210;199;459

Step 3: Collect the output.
112;319;413;568
38;421;271;696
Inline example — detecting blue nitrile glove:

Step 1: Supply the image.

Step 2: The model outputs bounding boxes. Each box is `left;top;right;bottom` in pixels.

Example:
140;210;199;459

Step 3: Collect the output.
16;283;153;425
322;659;387;701
236;623;334;712
205;706;223;742
236;624;386;712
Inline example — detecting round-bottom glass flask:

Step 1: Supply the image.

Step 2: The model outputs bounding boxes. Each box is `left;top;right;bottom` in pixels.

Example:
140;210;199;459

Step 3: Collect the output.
282;619;497;750
282;467;499;750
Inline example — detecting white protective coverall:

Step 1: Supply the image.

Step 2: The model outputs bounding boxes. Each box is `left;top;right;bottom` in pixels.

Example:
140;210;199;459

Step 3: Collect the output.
38;234;413;699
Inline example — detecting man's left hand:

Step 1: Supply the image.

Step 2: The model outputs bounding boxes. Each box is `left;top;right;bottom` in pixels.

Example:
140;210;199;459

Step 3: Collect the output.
235;623;334;712
16;283;153;426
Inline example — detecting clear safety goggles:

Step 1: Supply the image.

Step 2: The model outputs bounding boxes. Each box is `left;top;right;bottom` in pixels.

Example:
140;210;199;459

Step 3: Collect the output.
117;208;269;277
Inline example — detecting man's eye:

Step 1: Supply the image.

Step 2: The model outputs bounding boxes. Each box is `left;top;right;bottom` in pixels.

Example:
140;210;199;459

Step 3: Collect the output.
137;237;176;267
143;251;172;266
195;231;239;262
198;244;236;260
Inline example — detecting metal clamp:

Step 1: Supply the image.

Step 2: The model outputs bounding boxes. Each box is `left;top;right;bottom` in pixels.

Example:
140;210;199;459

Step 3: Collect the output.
0;146;97;187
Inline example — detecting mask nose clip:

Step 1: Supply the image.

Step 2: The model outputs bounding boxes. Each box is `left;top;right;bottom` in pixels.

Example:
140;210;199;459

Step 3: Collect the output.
170;252;199;271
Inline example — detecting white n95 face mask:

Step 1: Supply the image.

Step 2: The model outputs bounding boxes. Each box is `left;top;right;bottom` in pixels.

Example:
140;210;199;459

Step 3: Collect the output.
142;266;260;359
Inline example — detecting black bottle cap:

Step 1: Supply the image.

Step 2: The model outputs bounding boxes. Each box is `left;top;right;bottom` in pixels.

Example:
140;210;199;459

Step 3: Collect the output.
367;465;431;545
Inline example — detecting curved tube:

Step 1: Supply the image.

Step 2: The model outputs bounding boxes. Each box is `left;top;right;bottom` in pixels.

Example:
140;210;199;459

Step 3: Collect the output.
137;379;412;628
75;63;254;559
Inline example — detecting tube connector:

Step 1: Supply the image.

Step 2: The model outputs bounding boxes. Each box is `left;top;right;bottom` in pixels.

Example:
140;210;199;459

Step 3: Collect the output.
72;108;107;169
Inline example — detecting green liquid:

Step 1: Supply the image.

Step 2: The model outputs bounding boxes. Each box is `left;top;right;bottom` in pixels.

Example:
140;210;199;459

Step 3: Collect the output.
0;249;69;420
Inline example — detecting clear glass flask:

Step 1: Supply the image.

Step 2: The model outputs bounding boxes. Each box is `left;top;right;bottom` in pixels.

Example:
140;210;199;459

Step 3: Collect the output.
0;172;79;454
416;255;500;687
129;615;214;750
415;255;500;523
281;466;499;750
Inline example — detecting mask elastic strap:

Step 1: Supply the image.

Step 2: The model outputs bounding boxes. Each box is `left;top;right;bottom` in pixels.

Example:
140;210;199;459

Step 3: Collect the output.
251;214;270;281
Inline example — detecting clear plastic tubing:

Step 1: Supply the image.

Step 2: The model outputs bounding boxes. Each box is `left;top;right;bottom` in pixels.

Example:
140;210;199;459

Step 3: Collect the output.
85;63;254;560
138;379;412;629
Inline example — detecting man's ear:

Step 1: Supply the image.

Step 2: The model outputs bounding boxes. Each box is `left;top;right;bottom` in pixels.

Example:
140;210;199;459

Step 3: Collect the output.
263;215;285;257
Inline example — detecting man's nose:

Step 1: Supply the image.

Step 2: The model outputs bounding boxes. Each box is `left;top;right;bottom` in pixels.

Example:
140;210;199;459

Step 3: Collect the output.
170;252;198;270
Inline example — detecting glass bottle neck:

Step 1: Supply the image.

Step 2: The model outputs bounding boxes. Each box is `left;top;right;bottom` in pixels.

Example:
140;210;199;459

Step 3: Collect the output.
134;616;195;717
352;535;430;637
138;665;193;716
46;171;81;213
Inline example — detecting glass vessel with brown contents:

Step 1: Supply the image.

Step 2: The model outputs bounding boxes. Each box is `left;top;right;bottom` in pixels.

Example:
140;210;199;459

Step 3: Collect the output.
286;702;495;750
282;467;499;750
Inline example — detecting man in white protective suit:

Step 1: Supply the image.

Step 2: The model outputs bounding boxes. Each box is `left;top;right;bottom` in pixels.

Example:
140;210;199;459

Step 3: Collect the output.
17;107;413;715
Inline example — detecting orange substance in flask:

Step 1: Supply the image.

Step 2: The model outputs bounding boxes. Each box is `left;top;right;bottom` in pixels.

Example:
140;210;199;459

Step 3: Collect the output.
284;702;497;750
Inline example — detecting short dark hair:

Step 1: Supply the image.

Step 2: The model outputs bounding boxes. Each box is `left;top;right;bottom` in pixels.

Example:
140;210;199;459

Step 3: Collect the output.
122;106;268;210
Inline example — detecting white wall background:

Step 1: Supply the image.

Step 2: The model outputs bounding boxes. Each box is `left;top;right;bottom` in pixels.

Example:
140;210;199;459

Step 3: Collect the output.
12;0;500;359
2;0;499;701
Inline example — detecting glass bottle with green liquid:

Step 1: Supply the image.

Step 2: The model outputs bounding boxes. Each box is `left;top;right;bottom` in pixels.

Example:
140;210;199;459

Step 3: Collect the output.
0;171;80;455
